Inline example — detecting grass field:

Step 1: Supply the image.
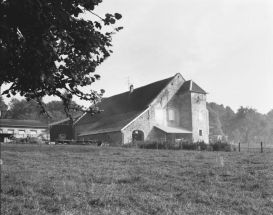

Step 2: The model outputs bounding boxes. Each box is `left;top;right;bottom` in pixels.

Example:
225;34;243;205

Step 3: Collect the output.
1;144;273;215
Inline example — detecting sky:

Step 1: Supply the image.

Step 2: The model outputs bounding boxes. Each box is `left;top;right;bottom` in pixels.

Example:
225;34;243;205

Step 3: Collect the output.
2;0;273;114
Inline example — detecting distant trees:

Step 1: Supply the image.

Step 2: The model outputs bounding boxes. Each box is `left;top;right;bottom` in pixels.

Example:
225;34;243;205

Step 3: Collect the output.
208;103;272;143
1;98;81;124
230;107;267;143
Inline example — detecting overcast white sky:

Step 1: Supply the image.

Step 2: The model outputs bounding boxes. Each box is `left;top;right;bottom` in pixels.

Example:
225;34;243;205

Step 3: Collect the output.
3;0;273;114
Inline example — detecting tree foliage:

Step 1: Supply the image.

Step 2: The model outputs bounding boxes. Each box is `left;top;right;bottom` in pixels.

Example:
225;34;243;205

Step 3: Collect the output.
208;103;272;143
3;98;80;124
0;0;122;116
0;96;8;118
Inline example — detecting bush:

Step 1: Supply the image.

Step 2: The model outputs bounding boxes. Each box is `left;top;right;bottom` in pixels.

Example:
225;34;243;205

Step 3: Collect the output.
182;141;198;150
13;137;44;144
209;141;235;152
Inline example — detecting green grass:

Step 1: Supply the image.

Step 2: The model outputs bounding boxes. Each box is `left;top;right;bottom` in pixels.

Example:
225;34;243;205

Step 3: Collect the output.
1;144;273;215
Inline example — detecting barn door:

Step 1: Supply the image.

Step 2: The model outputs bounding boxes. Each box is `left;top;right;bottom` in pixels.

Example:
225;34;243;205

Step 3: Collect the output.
132;130;144;142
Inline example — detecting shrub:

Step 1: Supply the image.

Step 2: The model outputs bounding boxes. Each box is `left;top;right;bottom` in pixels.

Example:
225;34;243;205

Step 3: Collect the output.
197;141;207;151
182;141;198;150
210;141;235;152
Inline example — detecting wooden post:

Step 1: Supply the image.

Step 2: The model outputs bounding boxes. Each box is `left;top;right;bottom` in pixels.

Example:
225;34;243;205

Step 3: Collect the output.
261;142;263;153
239;142;240;152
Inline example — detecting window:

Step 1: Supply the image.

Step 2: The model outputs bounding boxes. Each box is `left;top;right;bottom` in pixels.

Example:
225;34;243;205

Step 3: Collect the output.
7;129;14;134
199;130;202;136
18;130;25;134
168;109;174;121
59;134;66;139
30;130;37;135
0;129;2;133
107;134;110;140
155;109;163;121
198;113;203;121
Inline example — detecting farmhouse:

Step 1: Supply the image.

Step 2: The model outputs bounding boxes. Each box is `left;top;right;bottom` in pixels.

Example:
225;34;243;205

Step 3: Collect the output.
74;73;209;143
0;119;48;142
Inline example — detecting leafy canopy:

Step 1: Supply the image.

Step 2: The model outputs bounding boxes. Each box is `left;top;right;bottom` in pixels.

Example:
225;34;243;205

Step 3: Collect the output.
0;0;122;116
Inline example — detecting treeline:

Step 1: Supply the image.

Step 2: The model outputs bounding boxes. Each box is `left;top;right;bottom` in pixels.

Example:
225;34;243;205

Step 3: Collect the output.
207;102;273;143
1;97;272;143
0;97;81;124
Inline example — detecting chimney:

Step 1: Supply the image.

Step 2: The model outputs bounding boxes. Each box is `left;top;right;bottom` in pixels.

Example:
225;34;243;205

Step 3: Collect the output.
129;84;134;93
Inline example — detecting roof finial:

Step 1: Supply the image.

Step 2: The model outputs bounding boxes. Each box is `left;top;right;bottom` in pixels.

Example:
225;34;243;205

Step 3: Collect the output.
190;80;193;91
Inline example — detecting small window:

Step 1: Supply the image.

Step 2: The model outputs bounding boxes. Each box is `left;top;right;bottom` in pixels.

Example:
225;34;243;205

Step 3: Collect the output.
8;129;14;134
199;130;202;136
59;134;66;139
107;134;110;140
30;130;37;135
168;109;174;121
155;109;163;120
18;130;25;134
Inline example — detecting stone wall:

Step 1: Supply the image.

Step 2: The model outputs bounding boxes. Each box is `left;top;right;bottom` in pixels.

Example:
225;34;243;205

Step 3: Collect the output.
80;131;122;144
191;93;209;143
178;92;192;131
122;110;150;144
149;73;185;129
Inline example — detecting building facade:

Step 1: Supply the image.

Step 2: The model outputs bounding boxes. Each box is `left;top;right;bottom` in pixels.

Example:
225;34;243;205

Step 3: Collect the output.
49;114;81;142
0;119;48;142
74;73;209;144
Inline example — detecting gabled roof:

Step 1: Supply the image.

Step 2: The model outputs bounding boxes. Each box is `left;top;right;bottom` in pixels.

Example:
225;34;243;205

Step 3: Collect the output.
76;75;174;126
178;80;207;94
0;119;47;128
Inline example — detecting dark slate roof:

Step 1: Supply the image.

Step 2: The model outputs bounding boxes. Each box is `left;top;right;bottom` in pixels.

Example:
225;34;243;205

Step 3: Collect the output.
76;75;174;126
79;110;143;136
0;119;48;128
178;80;207;94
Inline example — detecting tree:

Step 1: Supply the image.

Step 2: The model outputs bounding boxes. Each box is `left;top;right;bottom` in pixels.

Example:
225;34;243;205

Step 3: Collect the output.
0;0;122;116
266;109;273;141
7;98;79;123
207;106;224;135
0;96;8;118
8;98;43;119
231;107;267;143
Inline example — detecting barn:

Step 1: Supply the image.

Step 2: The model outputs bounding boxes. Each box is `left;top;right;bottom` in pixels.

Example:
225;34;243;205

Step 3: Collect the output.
74;73;209;144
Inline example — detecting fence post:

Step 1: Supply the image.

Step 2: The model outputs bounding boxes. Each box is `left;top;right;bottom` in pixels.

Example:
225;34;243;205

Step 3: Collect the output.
261;142;263;153
239;142;240;152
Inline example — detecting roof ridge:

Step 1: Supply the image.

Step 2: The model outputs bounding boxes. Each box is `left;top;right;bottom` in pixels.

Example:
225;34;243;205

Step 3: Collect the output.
102;75;175;100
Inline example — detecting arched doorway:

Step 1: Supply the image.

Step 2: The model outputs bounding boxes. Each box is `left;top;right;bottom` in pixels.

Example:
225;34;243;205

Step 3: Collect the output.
132;130;144;142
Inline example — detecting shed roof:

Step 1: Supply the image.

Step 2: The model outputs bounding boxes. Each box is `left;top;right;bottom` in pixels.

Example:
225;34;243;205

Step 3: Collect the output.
0;119;47;128
155;125;192;134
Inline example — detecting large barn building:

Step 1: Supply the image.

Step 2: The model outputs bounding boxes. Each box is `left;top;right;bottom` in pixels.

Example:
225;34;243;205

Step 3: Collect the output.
74;73;209;144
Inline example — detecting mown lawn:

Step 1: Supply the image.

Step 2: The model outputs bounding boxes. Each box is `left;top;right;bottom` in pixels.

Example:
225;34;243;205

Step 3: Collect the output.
1;144;273;215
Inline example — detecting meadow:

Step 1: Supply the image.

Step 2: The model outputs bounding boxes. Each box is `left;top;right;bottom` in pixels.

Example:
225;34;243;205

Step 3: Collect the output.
1;144;273;215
